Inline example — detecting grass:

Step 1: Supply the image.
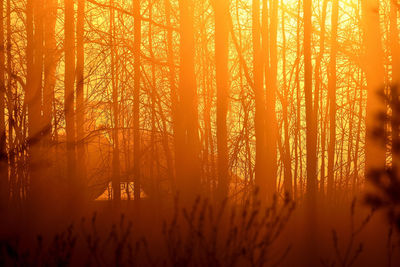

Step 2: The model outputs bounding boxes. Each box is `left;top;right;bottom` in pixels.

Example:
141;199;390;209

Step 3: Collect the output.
0;191;295;266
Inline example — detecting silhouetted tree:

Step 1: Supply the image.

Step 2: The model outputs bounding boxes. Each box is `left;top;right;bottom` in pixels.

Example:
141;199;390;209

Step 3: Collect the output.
214;0;230;201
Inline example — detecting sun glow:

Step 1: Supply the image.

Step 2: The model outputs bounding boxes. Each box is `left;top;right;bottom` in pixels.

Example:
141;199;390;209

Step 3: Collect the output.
1;0;399;265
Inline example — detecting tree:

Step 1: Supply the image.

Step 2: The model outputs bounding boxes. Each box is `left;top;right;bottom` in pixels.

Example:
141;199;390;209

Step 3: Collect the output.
1;0;396;209
294;0;302;199
303;0;318;264
110;0;121;203
76;0;87;199
0;0;7;210
214;0;230;201
303;0;317;198
280;0;293;196
315;0;328;196
64;0;77;202
42;0;58;190
327;0;338;199
133;0;141;201
363;0;385;174
27;0;43;203
175;0;201;199
389;0;400;174
264;0;279;197
43;0;57;149
165;0;178;194
253;0;267;200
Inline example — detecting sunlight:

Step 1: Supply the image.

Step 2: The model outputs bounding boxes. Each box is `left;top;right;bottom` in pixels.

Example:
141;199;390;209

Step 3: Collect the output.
0;0;398;265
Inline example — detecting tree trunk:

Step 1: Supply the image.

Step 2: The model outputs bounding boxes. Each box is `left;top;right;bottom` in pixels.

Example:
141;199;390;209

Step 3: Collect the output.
148;0;159;200
27;0;44;203
0;0;7;211
265;0;278;198
315;0;328;196
303;0;317;198
303;0;318;264
294;0;302;199
7;0;16;203
253;0;267;200
133;0;141;200
43;0;58;178
389;0;400;174
64;0;77;203
164;0;177;194
281;0;292;196
76;0;87;199
176;0;201;199
363;0;386;174
110;0;120;203
327;0;338;200
214;0;230;201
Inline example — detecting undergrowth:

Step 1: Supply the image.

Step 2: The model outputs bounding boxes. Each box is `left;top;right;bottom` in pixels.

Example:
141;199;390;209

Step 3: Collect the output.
0;192;295;266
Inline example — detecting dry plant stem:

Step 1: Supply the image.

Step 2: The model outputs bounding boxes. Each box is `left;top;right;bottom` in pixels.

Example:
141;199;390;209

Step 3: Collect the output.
327;198;375;267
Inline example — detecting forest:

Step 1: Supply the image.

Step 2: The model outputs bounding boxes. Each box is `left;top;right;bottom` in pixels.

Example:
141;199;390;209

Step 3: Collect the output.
0;0;400;266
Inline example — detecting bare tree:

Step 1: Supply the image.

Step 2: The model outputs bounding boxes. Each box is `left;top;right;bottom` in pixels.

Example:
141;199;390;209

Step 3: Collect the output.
363;0;385;174
64;0;77;203
133;0;141;200
0;0;7;210
389;0;400;174
328;0;339;200
110;0;121;203
253;0;267;200
214;0;230;201
76;0;87;198
27;0;43;203
175;0;201;199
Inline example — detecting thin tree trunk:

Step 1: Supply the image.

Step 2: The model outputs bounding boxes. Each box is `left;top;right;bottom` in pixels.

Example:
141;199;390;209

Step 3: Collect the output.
214;0;230;201
328;0;338;200
303;0;317;197
389;0;400;174
261;0;270;197
303;0;318;264
27;0;43;203
265;0;278;198
200;2;213;197
165;0;178;194
0;0;7;211
133;0;141;200
253;0;267;200
353;70;363;193
315;0;328;196
64;0;77;203
76;0;86;199
281;1;292;196
346;78;355;193
148;0;159;200
43;0;57;183
110;0;120;203
7;0;16;204
320;89;329;197
294;0;302;199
